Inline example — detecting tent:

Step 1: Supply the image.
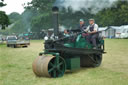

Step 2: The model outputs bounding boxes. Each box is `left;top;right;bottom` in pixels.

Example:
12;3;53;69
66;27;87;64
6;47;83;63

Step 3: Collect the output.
110;25;128;38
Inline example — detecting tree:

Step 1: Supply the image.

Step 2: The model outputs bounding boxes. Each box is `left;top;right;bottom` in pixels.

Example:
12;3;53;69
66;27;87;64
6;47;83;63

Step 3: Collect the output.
9;0;128;34
0;11;10;29
94;0;128;27
0;0;6;7
9;12;21;23
26;0;55;32
8;8;39;33
0;0;10;29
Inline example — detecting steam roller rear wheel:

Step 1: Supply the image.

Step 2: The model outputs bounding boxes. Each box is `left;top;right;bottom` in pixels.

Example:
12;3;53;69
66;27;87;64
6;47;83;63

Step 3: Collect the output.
80;54;102;67
32;55;66;78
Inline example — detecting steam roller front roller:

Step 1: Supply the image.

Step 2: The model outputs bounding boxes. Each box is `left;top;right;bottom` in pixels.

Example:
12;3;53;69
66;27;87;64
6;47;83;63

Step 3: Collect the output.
32;55;66;78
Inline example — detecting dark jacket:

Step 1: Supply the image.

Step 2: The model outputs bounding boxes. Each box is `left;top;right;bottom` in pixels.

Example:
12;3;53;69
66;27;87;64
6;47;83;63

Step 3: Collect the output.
77;24;87;32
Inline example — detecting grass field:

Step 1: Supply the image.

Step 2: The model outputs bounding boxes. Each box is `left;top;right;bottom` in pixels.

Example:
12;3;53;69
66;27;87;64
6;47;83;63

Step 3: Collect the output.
0;39;128;85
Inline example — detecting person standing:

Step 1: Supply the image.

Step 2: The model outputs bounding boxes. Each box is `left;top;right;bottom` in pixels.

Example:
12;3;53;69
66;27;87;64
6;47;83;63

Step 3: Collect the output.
85;19;99;49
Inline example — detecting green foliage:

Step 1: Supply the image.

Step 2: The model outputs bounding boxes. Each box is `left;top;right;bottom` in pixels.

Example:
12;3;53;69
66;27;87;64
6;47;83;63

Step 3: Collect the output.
95;1;128;26
28;0;128;30
31;13;52;32
118;2;128;25
0;0;10;30
0;0;6;7
7;9;39;33
8;12;21;23
22;9;39;31
27;0;55;32
59;7;94;28
10;20;26;33
0;11;10;29
30;0;55;13
5;0;128;34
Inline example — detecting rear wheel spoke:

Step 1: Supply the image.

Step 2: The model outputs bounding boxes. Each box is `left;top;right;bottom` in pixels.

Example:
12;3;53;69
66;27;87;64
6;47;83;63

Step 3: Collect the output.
58;69;63;74
48;67;55;73
58;62;63;67
53;70;56;77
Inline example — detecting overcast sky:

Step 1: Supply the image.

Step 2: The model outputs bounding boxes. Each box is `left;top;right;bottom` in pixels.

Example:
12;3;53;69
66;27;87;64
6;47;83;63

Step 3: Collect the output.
0;0;32;14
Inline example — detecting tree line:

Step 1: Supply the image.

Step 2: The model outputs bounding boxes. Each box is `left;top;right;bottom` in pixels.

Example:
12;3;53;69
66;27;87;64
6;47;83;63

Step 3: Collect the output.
1;0;128;34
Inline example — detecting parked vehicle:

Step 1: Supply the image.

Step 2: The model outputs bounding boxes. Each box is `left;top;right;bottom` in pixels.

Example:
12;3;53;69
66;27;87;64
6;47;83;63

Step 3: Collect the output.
6;35;30;48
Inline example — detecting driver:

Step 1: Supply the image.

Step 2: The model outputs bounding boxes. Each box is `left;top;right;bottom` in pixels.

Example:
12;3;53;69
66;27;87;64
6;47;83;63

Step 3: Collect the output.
78;19;87;32
85;19;99;49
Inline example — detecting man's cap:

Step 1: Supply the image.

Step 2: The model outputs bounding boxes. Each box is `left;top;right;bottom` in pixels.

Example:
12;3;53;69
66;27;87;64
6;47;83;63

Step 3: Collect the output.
89;19;95;21
80;19;84;22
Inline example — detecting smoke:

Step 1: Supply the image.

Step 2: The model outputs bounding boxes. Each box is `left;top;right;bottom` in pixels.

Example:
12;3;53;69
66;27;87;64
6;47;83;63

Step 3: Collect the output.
54;0;124;14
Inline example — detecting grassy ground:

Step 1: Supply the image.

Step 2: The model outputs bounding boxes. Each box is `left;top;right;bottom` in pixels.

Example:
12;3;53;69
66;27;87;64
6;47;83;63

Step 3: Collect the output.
0;39;128;85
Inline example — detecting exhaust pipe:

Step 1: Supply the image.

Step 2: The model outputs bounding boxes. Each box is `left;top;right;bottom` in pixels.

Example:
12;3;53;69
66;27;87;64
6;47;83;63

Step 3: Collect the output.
52;6;59;39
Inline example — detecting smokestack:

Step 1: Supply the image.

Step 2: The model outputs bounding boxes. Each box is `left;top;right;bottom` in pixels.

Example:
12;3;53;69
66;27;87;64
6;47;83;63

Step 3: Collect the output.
52;6;59;38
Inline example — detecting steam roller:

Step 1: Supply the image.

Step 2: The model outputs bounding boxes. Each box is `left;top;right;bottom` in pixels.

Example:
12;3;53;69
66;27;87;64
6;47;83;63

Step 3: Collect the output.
32;6;106;78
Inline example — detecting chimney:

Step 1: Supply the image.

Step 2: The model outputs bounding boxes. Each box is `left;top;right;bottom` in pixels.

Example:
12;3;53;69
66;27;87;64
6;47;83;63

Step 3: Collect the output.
52;6;59;38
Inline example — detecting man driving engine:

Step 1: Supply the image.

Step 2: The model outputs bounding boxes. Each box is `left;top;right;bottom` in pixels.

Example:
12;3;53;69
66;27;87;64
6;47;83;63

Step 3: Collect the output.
77;19;87;32
85;19;99;49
